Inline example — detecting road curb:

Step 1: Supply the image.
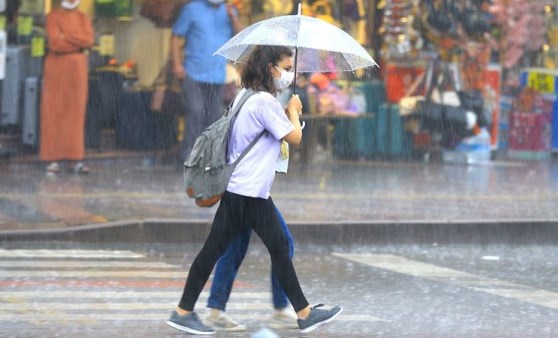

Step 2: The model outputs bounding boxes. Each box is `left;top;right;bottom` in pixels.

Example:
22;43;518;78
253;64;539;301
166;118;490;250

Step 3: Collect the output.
1;219;558;244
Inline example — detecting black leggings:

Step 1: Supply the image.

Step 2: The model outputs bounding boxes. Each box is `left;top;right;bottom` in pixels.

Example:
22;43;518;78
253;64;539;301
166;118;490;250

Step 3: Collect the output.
178;191;309;312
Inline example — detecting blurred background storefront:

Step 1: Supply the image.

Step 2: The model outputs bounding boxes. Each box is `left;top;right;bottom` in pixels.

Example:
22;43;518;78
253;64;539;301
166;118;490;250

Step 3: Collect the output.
0;0;557;164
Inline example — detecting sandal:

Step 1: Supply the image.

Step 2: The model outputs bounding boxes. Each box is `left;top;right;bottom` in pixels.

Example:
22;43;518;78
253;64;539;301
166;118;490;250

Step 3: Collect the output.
73;162;90;174
46;162;60;173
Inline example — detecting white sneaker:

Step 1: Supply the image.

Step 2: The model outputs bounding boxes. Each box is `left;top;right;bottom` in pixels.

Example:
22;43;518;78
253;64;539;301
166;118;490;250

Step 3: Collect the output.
268;309;299;329
203;309;246;332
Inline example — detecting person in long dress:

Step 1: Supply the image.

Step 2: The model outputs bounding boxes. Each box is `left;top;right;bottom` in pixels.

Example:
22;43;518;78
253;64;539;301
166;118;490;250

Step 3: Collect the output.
40;0;94;174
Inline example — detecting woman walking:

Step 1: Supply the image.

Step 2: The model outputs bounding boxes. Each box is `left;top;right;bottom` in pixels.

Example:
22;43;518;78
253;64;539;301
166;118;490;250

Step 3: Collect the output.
166;45;342;335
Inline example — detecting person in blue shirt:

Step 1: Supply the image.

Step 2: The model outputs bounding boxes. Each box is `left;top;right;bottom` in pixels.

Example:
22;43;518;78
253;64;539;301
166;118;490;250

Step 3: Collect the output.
171;0;242;161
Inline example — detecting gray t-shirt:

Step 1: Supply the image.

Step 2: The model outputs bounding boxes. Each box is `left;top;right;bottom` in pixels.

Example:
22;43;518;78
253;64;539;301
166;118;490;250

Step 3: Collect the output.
226;89;294;199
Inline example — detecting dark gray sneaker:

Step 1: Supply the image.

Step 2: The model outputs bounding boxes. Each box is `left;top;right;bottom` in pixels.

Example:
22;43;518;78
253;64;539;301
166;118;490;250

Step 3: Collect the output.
297;304;343;333
166;310;215;335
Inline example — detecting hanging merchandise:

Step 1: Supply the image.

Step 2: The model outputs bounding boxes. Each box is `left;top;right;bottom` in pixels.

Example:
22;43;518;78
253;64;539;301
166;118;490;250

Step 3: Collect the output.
384;60;428;103
95;0;132;19
16;14;33;45
150;60;184;116
460;42;490;90
424;0;454;33
420;0;464;40
0;30;5;80
19;0;44;14
30;33;44;58
399;63;433;116
252;0;294;22
543;4;558;69
487;0;547;70
378;0;422;59
414;63;477;148
519;68;558;150
461;0;493;36
140;0;189;28
307;0;342;26
342;0;368;45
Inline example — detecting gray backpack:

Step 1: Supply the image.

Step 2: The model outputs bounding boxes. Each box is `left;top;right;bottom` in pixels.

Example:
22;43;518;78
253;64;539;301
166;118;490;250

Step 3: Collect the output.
184;89;264;207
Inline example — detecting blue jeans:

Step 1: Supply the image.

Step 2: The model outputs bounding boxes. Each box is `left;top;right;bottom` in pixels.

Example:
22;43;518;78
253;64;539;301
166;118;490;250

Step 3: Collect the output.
207;206;294;310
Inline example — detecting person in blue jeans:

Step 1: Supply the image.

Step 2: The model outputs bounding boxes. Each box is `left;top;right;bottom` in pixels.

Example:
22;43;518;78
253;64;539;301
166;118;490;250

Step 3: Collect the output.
204;206;297;332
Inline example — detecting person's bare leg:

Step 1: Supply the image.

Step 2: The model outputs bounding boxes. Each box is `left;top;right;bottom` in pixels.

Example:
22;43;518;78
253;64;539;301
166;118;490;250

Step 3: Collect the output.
297;305;311;319
176;307;190;316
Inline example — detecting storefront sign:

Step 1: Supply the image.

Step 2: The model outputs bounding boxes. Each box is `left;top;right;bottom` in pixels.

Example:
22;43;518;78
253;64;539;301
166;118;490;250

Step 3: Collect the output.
99;34;115;56
31;36;45;58
527;72;556;94
17;16;33;36
20;0;44;14
0;30;5;80
484;64;501;148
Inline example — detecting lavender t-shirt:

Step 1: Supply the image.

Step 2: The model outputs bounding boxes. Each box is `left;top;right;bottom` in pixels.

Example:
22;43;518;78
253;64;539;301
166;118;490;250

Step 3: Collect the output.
226;89;294;199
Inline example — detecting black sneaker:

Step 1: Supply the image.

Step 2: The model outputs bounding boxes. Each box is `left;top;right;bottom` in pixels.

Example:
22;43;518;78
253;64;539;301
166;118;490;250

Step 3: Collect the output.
297;304;343;333
166;310;215;335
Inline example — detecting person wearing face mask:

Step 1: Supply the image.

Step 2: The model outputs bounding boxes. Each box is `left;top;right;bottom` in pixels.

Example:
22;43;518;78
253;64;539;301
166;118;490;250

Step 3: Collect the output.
171;0;242;165
201;62;299;333
166;45;342;335
39;0;94;174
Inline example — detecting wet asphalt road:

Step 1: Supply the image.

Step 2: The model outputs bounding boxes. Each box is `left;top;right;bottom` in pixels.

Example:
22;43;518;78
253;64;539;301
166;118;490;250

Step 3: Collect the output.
1;154;558;336
1;241;558;337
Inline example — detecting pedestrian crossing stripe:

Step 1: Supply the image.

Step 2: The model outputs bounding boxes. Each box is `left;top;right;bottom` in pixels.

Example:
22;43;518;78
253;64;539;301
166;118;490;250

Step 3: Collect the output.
0;291;269;299
0;313;383;322
0;250;384;324
0;302;273;311
333;253;558;310
0;270;186;278
0;260;177;268
0;249;145;258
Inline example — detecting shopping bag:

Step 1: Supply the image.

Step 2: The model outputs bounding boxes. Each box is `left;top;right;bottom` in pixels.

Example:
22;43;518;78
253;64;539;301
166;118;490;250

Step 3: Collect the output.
151;61;184;116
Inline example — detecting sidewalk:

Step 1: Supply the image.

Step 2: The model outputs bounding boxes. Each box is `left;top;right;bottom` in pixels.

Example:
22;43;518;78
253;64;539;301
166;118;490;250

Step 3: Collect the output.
1;150;557;242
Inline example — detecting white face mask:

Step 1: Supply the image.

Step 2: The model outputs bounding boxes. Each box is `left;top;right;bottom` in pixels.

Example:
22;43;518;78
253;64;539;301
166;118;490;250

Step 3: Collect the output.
61;0;80;10
273;66;295;90
207;0;225;4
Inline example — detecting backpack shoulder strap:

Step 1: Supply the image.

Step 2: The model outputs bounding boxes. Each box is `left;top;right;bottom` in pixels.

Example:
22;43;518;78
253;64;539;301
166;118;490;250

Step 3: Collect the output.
227;88;256;118
232;130;266;165
226;88;268;165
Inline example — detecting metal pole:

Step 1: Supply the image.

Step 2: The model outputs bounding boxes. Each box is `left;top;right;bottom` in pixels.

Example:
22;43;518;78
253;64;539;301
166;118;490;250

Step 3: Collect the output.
292;3;302;94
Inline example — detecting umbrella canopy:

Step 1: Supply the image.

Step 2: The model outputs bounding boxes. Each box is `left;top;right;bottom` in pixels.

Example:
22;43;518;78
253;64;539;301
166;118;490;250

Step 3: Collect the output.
214;14;378;73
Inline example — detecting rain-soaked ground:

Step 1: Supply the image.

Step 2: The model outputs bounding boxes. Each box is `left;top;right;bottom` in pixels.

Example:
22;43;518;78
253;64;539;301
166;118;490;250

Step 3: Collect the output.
1;153;558;233
1;153;558;336
1;241;558;337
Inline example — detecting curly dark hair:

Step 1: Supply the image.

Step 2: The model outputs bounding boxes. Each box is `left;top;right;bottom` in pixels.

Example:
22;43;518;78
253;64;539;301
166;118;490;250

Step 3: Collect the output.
240;46;293;96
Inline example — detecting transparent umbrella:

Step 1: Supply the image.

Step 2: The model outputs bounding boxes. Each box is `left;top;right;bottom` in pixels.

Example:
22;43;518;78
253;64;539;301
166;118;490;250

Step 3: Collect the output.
214;4;378;77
